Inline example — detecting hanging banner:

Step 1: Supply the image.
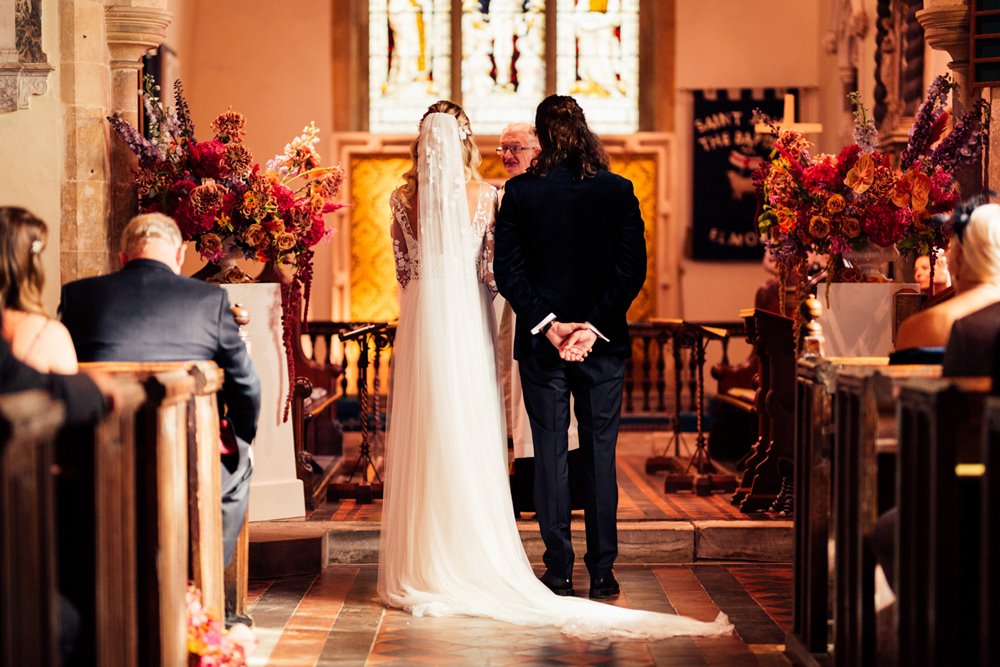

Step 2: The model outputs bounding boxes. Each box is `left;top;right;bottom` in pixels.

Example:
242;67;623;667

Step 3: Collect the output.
691;89;792;261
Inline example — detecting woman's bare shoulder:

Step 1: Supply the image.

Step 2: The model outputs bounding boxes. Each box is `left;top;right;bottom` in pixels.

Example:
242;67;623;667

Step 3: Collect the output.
895;308;949;349
32;320;79;374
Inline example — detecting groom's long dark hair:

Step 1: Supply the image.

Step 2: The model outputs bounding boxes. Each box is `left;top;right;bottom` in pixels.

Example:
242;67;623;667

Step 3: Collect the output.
529;95;609;181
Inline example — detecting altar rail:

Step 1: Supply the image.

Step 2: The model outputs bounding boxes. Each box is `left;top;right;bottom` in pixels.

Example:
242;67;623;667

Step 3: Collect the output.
624;320;742;421
301;319;743;427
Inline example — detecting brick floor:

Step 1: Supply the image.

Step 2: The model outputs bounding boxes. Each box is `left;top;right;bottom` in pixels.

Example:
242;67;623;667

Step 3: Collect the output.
247;564;793;666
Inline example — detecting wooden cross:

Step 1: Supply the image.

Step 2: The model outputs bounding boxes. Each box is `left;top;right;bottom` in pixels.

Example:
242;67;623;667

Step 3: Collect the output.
754;93;823;135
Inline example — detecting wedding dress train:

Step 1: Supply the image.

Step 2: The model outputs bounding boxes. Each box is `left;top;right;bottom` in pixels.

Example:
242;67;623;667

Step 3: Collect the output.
378;112;732;641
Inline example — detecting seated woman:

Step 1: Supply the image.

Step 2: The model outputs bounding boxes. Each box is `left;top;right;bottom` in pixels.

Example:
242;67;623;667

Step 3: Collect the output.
895;202;1000;351
0;207;78;373
913;251;952;295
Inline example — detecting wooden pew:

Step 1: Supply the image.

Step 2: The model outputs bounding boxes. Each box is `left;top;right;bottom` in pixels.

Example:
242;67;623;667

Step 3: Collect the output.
981;395;1000;667
80;363;226;666
732;308;796;511
0;391;65;666
82;362;227;618
895;377;988;667
133;369;195;667
787;356;891;664
831;365;940;667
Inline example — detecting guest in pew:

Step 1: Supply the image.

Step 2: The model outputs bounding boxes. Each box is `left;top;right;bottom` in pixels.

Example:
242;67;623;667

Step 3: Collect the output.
0;308;120;663
59;213;261;625
942;296;1000;376
895;202;1000;352
0;207;79;373
913;251;952;295
0;311;114;424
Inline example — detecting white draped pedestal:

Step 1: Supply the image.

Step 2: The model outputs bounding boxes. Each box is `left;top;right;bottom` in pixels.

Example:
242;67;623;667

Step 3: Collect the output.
222;283;305;521
815;282;921;357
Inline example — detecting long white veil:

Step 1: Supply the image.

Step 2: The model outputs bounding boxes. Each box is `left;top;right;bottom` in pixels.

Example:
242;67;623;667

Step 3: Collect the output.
379;112;511;612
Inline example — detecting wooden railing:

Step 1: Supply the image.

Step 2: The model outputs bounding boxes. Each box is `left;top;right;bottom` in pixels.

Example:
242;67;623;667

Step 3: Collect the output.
623;319;743;419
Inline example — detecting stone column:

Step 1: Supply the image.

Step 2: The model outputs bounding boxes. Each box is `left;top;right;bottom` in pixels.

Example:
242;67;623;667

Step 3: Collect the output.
60;0;114;281
917;0;982;195
105;3;170;267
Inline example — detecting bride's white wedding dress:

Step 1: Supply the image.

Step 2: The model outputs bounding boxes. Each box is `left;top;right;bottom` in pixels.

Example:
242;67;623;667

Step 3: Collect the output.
378;112;732;641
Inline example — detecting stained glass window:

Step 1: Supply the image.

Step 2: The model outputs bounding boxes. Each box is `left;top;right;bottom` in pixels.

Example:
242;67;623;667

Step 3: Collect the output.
369;0;453;133
368;0;640;135
555;0;639;134
461;0;547;134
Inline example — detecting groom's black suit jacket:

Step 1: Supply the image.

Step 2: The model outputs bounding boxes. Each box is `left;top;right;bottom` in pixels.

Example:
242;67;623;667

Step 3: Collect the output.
494;166;647;359
59;259;260;444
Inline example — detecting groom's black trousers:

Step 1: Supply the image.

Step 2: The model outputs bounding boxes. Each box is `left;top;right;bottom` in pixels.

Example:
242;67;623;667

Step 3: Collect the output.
519;352;625;581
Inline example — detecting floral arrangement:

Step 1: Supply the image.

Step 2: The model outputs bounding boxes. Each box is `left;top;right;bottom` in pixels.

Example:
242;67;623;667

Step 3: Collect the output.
753;74;988;294
109;78;345;417
186;584;256;666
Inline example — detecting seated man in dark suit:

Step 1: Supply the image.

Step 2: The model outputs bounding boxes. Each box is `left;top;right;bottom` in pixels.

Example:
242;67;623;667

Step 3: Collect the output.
59;213;261;611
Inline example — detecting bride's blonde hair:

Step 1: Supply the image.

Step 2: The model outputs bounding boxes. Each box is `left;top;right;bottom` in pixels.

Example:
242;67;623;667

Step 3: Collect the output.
398;100;483;206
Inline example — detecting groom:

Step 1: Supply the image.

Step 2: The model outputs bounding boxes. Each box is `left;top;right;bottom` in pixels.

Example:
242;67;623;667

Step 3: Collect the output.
494;95;646;599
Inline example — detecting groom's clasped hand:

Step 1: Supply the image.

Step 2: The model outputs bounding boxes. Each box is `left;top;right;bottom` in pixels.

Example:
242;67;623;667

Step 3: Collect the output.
545;321;599;362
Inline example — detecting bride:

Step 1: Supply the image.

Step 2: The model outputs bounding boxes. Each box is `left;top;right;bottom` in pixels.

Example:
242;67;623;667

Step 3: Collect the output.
379;100;732;640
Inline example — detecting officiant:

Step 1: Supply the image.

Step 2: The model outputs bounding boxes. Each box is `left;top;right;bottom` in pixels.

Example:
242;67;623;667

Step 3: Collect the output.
495;122;583;514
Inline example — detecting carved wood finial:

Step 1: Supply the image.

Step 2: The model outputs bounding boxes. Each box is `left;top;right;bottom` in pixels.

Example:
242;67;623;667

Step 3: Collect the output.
230;303;250;347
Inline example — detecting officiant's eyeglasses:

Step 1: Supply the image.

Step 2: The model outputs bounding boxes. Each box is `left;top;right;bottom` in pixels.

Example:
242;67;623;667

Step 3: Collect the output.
496;145;535;155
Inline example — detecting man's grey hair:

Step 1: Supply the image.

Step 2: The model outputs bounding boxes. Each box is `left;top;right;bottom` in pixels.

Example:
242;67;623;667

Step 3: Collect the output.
501;123;538;144
120;213;183;255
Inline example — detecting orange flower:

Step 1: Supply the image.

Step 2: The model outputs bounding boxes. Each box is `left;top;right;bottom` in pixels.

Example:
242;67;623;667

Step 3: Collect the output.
891;169;931;211
776;207;797;232
199;233;222;255
243;223;266;247
840;216;861;238
845;153;875;194
241;191;260;216
825;194;846;215
275;232;297;251
808;215;831;239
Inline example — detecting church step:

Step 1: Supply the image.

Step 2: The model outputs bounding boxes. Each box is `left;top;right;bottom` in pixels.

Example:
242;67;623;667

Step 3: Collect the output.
248;522;330;579
246;519;793;578
323;519;792;565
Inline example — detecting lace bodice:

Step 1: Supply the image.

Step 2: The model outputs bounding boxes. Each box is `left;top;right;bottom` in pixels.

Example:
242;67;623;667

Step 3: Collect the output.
389;183;498;295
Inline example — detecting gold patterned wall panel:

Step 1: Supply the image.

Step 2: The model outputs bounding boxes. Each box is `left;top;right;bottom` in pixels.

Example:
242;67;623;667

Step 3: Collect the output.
479;154;509;182
348;153;657;323
350;155;411;321
609;155;656;322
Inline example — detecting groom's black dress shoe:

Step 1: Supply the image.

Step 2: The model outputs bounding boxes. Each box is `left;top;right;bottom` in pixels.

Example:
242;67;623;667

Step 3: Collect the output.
540;571;574;596
589;573;620;600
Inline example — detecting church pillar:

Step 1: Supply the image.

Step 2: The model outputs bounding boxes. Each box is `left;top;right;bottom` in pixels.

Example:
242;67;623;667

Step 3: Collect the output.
59;0;113;282
104;2;171;268
917;0;983;195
